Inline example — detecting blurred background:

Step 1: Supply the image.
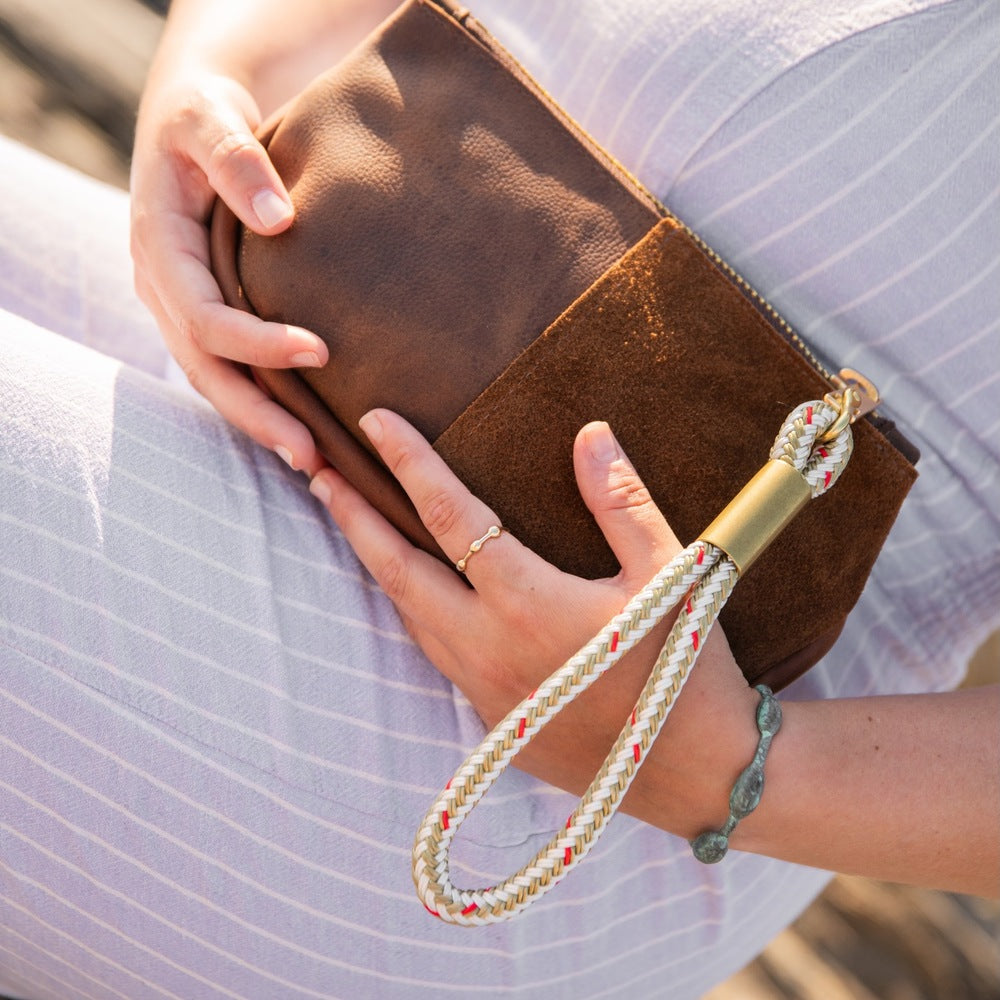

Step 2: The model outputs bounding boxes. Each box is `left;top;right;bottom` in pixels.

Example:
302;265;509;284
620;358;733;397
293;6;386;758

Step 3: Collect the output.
0;0;997;997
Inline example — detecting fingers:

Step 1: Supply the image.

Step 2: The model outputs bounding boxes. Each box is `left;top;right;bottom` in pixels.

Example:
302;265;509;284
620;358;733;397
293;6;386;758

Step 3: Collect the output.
574;422;681;580
174;79;295;236
353;410;524;585
309;465;477;646
130;75;329;465
136;208;327;370
139;279;323;474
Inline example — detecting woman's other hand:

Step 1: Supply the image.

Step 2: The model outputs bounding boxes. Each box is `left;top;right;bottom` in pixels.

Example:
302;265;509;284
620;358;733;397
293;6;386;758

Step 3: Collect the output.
129;0;400;474
131;69;328;474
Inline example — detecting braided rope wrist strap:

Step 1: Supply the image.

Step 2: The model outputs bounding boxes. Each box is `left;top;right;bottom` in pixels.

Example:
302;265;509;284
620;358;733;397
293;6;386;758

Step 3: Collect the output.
413;396;858;925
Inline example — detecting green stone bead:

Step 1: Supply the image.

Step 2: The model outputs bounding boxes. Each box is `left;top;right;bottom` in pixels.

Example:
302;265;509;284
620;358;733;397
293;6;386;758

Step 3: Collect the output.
754;685;782;735
691;831;729;864
730;766;765;818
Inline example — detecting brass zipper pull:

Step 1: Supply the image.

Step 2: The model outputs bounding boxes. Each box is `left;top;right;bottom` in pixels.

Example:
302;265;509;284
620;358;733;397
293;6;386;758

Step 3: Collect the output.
833;368;880;418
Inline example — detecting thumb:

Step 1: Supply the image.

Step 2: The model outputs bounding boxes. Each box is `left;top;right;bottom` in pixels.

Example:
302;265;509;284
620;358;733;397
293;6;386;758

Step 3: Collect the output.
573;422;681;578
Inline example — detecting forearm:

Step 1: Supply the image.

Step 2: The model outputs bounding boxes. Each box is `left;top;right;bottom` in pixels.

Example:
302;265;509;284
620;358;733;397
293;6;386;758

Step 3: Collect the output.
666;686;1000;897
146;0;398;114
472;620;998;897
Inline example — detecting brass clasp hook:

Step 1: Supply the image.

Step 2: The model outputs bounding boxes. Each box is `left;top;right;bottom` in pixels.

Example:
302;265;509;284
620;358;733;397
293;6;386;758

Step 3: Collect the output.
819;368;880;442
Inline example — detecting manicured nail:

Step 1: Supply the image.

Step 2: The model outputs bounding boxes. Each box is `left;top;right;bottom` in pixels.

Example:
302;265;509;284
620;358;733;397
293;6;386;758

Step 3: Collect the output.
359;411;383;445
252;189;293;229
309;474;331;506
274;446;296;469
584;421;621;462
290;351;322;368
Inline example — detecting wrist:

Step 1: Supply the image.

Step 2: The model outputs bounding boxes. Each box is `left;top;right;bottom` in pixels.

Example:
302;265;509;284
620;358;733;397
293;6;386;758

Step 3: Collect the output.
627;670;763;840
145;0;401;118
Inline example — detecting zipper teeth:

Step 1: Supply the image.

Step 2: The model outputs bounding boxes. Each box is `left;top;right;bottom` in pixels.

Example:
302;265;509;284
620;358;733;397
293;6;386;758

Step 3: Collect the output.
441;0;834;385
678;227;834;383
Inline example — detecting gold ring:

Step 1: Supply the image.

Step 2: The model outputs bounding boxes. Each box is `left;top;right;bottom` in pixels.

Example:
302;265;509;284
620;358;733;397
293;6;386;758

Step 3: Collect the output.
455;525;503;573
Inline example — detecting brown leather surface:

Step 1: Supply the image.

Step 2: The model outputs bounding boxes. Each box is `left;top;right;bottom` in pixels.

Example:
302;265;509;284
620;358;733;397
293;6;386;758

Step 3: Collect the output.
209;0;917;688
234;0;659;443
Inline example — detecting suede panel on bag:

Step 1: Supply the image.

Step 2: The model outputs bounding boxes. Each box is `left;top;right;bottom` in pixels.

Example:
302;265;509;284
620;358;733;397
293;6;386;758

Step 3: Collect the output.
434;219;917;684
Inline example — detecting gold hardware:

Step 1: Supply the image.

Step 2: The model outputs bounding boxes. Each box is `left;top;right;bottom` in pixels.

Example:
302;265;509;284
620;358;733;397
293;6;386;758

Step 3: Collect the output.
819;385;861;442
455;525;503;573
819;369;879;443
699;461;812;575
835;368;880;417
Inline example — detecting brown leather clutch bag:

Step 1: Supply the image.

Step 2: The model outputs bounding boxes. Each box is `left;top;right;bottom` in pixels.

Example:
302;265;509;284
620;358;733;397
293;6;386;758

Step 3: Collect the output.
210;0;918;690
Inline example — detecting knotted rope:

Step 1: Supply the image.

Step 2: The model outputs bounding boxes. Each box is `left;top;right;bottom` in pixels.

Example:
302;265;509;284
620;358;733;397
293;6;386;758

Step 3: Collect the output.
412;397;855;924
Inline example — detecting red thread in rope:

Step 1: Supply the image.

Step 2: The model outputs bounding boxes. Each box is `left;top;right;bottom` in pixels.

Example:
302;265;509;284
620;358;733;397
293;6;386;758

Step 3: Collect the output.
824;470;832;488
424;903;441;918
441;810;449;830
564;847;572;866
697;546;705;565
806;405;813;424
633;744;641;764
610;630;619;652
692;631;700;652
517;718;526;739
461;903;477;916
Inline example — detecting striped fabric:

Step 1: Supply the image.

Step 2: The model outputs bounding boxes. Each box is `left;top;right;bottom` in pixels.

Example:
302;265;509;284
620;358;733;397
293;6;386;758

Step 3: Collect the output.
0;1;997;997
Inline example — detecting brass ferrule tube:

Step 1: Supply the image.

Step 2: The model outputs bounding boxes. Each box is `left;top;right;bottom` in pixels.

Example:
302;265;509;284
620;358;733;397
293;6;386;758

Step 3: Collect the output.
699;461;812;575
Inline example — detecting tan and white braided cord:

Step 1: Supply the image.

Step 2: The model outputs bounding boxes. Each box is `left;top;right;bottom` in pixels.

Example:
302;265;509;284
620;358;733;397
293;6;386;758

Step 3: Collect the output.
412;400;854;925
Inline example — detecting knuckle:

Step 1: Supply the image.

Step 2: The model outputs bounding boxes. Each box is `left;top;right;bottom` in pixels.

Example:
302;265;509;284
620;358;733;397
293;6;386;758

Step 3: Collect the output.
420;487;465;539
164;89;225;148
168;91;209;133
178;358;206;396
603;467;657;513
374;551;413;606
206;131;262;188
181;302;222;354
175;308;202;349
382;437;419;479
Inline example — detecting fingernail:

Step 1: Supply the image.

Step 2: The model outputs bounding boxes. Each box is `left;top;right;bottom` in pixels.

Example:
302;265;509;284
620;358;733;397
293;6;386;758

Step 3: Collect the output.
275;446;296;470
309;474;331;506
584;422;621;462
252;189;293;229
359;411;383;445
290;351;322;368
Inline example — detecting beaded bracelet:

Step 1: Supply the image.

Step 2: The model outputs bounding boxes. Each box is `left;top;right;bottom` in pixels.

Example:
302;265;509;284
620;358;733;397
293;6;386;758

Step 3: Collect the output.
691;684;782;864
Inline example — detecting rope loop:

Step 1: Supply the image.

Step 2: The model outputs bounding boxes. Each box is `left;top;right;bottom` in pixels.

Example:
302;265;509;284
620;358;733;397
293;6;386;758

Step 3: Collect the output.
412;398;858;925
770;399;853;496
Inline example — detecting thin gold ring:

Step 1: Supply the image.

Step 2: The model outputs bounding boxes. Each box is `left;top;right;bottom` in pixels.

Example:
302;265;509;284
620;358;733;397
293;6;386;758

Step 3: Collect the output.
455;525;503;573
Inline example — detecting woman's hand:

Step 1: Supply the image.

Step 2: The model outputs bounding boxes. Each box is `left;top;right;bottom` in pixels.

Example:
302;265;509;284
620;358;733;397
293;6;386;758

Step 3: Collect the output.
308;410;760;838
130;0;400;474
308;411;1000;894
130;69;329;474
